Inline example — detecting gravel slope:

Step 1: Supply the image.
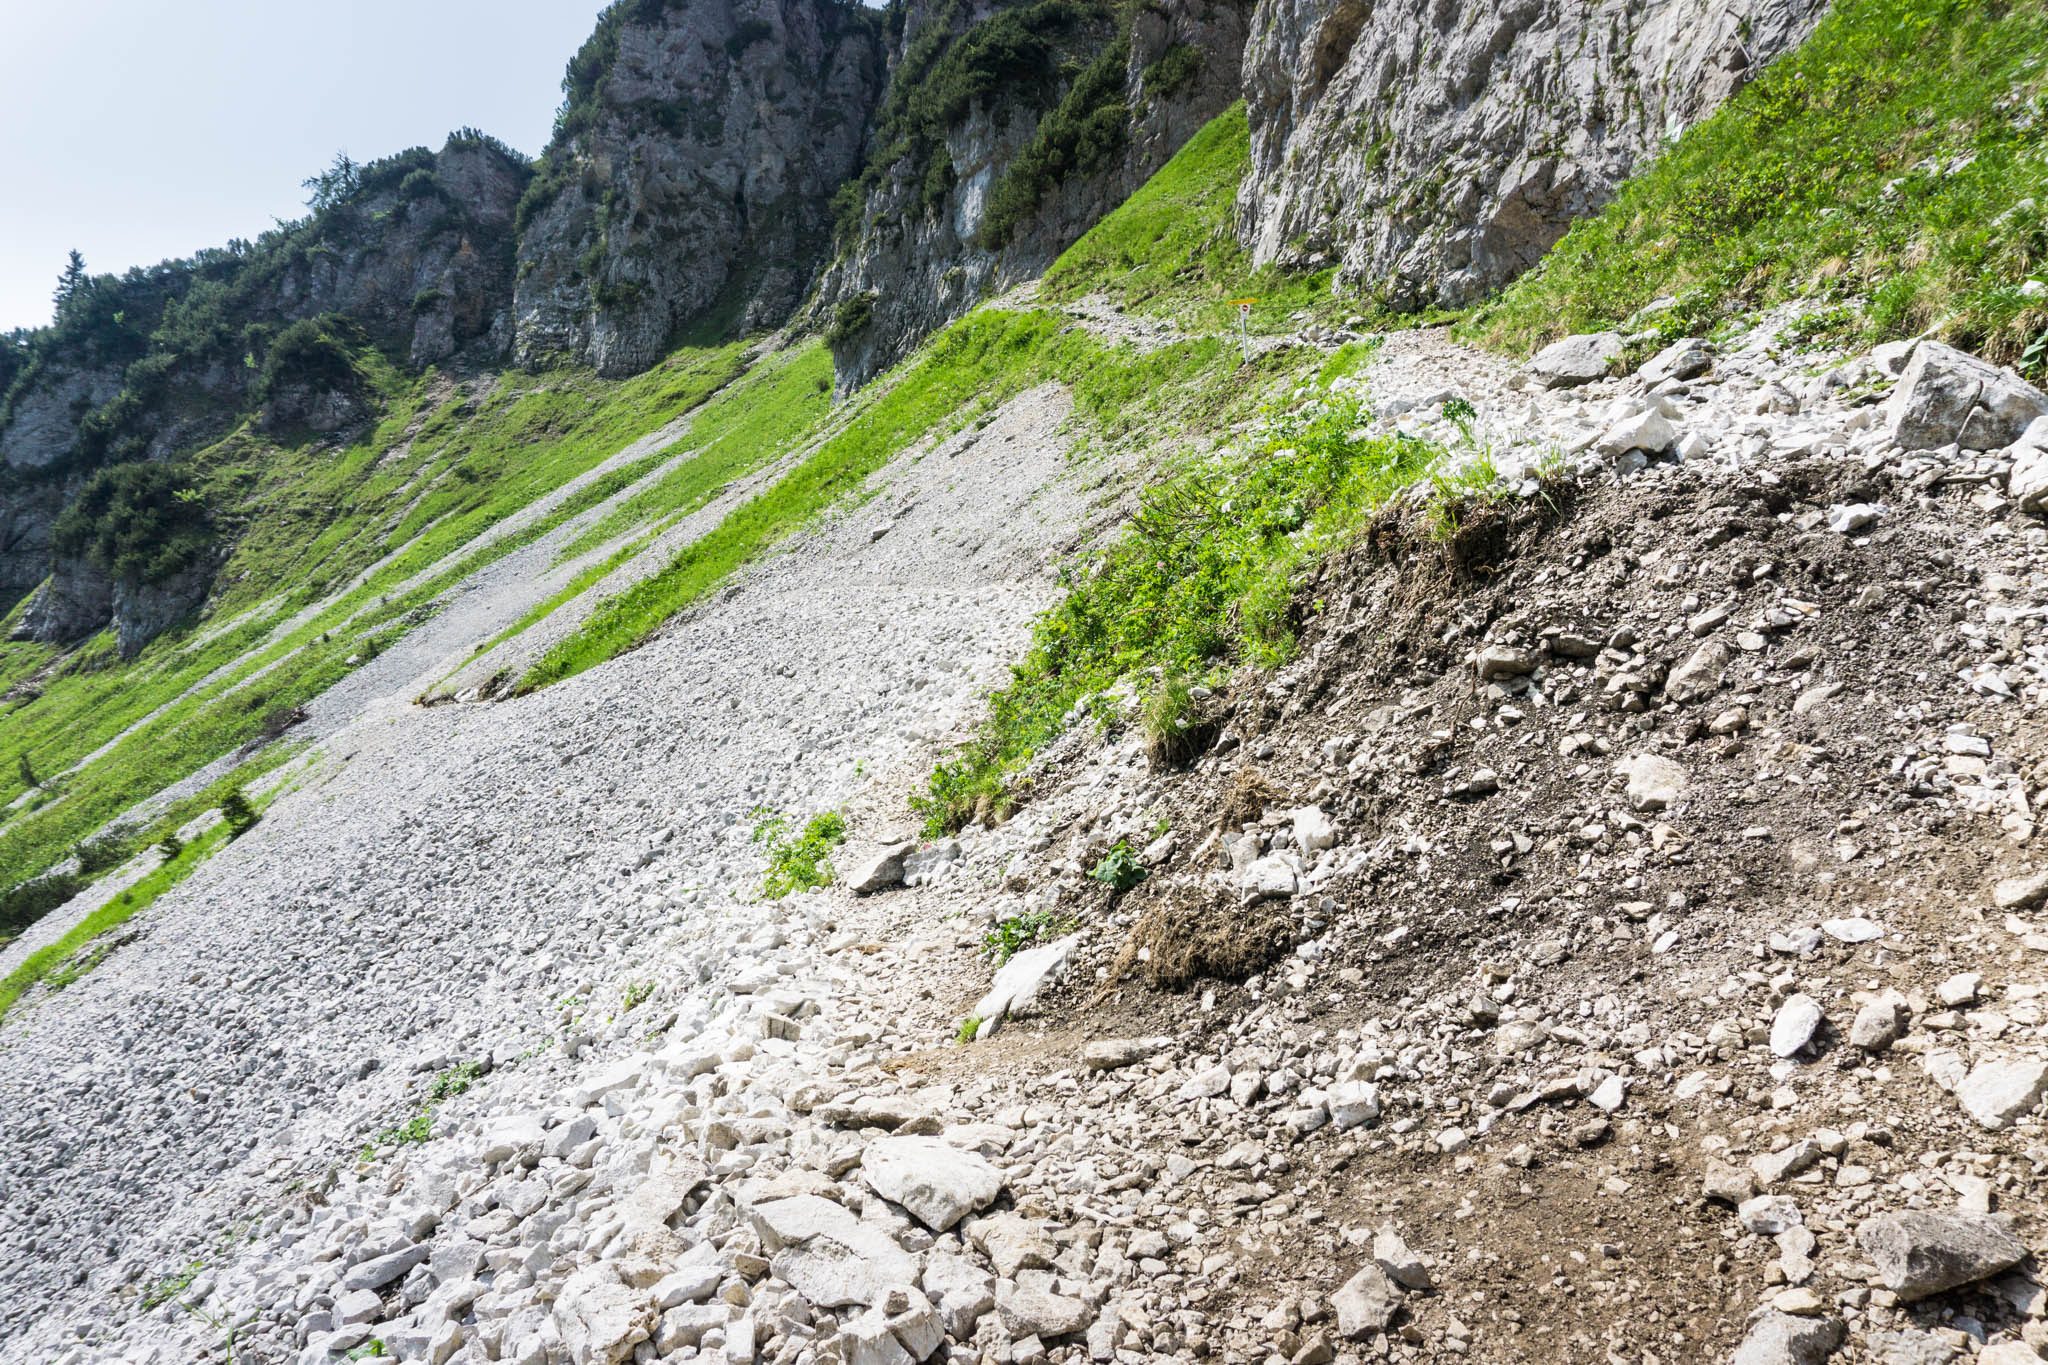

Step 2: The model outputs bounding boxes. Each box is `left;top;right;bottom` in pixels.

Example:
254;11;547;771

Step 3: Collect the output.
0;383;1103;1359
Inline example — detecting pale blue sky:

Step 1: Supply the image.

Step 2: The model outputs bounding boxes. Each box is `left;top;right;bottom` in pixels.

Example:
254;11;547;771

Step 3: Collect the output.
0;0;614;332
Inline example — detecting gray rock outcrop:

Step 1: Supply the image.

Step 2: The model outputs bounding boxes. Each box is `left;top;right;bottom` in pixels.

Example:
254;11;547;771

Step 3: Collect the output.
10;555;115;646
816;0;1249;391
1237;0;1827;307
512;0;886;377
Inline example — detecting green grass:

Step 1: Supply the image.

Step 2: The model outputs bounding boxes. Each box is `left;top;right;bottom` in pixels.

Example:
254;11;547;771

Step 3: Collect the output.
1464;0;2048;368
0;800;251;1022
556;343;837;562
753;810;848;898
0;343;753;903
916;389;1444;831
1039;103;1349;333
521;308;1300;689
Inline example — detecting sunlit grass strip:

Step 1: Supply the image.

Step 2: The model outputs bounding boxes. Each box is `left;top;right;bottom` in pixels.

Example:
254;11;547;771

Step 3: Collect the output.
0;799;257;1023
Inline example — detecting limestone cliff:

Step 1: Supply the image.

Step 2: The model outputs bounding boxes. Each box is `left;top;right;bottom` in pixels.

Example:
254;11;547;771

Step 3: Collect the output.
0;134;528;642
817;0;1249;390
512;0;887;377
1236;0;1828;308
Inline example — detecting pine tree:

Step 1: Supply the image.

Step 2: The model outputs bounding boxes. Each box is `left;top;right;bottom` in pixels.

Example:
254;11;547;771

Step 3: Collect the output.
52;250;87;314
219;789;259;838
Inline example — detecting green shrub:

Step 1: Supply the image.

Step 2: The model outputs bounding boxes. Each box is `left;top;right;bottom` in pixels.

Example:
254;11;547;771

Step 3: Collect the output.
0;873;84;941
1140;43;1202;100
981;34;1131;248
218;789;260;838
72;829;134;875
1089;840;1146;893
752;810;847;898
824;293;877;348
50;463;213;585
254;315;363;405
156;834;185;862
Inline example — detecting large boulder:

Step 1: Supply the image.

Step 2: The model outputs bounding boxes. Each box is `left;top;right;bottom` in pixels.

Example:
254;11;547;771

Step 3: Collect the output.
749;1195;921;1308
1527;332;1625;389
862;1137;1004;1232
1856;1211;2026;1300
1884;340;2048;451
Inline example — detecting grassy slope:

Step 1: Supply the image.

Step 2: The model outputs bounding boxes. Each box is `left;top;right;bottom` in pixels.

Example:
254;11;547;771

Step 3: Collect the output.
520;105;1327;691
1039;103;1346;332
0;343;752;896
1465;0;2048;364
0;789;265;1021
913;115;1460;828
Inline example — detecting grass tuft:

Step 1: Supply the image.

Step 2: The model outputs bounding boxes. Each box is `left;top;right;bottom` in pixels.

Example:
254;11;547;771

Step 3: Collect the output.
753;811;848;899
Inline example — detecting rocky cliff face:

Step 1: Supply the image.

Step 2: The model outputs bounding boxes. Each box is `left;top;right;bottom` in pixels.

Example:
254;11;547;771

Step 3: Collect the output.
1237;0;1828;308
512;0;886;378
0;135;527;641
817;0;1249;391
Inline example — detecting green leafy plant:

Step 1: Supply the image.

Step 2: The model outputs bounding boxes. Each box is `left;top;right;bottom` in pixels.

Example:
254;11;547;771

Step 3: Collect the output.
141;1260;203;1310
622;980;654;1012
361;1061;483;1158
752;811;847;898
954;1015;983;1044
983;907;1074;964
1089;840;1147;894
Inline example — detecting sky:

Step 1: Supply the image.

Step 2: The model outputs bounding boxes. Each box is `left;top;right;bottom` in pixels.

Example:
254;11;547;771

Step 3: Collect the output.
0;0;614;333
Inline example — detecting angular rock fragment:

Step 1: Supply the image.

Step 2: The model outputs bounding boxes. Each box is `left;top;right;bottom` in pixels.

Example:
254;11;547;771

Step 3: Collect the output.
1730;1310;1843;1365
1857;1211;2025;1300
1770;994;1823;1058
1527;332;1624;389
1620;753;1688;812
862;1136;1004;1232
1955;1058;2048;1131
1333;1260;1401;1338
750;1195;921;1308
1885;340;2048;451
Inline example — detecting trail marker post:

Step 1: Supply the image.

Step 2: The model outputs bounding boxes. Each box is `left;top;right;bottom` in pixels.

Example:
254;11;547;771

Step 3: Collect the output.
1232;298;1256;364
